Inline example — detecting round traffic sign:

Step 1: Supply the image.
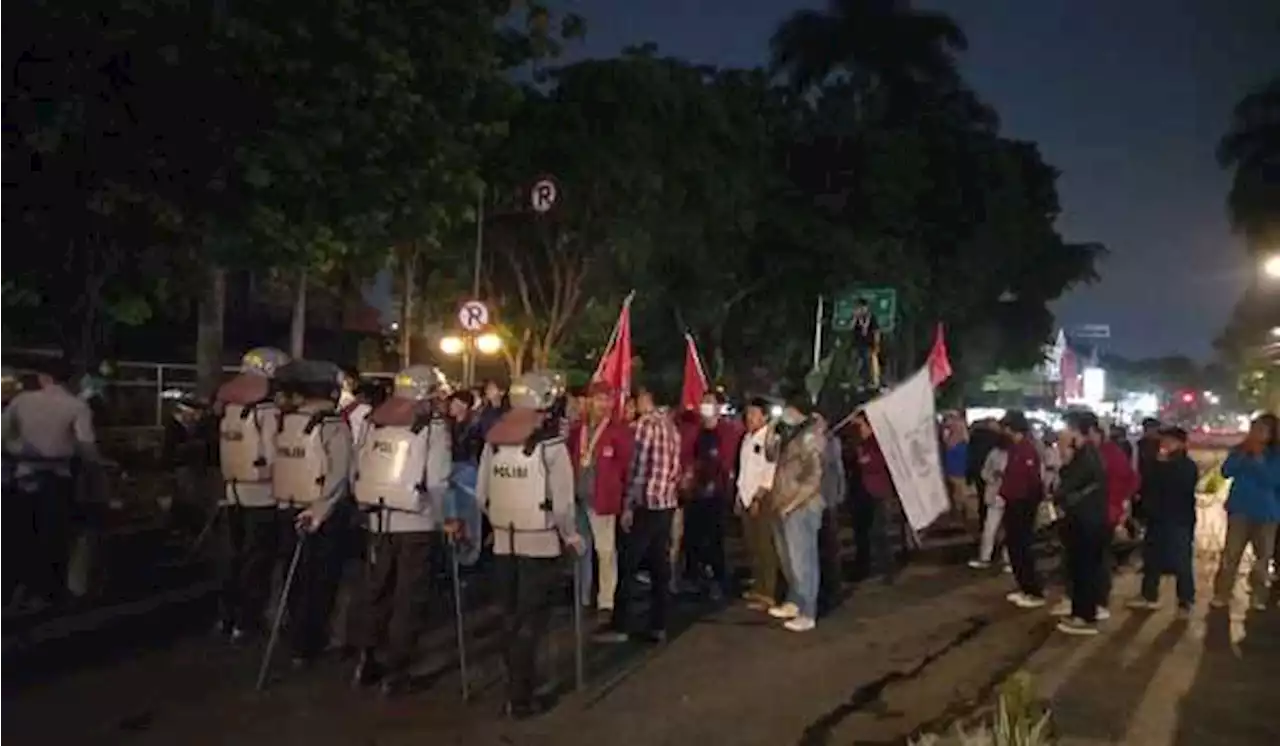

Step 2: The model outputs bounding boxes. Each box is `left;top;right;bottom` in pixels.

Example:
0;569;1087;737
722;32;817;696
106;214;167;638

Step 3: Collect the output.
531;178;557;213
458;300;490;331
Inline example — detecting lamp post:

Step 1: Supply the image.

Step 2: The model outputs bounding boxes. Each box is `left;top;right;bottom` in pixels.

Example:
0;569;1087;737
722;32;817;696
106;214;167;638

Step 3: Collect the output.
439;332;503;387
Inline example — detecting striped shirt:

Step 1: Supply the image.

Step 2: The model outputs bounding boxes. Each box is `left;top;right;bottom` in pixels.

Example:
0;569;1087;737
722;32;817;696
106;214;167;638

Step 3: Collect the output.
627;411;681;511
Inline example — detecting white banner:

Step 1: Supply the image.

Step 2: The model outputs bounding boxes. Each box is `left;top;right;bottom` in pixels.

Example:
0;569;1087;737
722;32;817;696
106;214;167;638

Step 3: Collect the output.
863;366;949;531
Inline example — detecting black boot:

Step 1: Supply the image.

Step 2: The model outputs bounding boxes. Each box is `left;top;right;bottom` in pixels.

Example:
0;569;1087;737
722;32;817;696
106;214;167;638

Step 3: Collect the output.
352;650;382;688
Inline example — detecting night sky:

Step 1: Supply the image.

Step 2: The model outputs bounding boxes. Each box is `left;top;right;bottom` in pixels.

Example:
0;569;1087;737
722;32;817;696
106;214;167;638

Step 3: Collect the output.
560;0;1280;360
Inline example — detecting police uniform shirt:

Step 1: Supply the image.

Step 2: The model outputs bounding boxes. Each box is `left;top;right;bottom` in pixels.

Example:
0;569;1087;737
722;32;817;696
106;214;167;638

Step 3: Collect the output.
2;386;96;477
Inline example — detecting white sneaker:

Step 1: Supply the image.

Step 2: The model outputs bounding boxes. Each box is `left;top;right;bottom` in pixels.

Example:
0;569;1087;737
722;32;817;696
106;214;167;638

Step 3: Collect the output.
1003;564;1014;574
784;616;816;632
1006;591;1026;605
1056;617;1100;636
1250;601;1268;612
967;559;992;570
1013;593;1047;609
768;602;800;620
1049;599;1072;617
1095;606;1112;621
1127;598;1160;611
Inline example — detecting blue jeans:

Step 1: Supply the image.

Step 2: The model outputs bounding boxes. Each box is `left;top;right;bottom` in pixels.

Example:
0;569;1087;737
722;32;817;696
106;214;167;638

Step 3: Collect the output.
774;499;824;619
576;495;595;607
1140;522;1194;606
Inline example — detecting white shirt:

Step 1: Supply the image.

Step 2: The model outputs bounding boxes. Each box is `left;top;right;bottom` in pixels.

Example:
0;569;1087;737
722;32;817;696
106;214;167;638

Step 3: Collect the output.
736;425;776;508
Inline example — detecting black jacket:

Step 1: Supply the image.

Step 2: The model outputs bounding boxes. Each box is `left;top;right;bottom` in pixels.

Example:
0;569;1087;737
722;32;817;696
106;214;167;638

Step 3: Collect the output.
1142;453;1198;526
1055;443;1108;526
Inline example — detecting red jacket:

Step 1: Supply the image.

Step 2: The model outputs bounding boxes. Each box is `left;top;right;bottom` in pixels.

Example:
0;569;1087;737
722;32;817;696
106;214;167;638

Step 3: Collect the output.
1100;440;1140;527
678;415;743;499
856;435;895;500
999;438;1043;502
566;416;636;516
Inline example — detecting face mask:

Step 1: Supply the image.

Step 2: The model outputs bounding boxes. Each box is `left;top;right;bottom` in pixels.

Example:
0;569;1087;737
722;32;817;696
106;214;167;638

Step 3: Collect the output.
698;403;717;419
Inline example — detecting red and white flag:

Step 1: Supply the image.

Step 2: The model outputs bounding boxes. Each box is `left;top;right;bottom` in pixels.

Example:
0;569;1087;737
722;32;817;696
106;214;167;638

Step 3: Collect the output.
680;332;709;410
927;322;952;387
591;292;635;417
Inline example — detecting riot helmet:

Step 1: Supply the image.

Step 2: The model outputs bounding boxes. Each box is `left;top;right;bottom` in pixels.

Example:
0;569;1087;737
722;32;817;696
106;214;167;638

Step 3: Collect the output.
276;359;342;403
240;347;290;378
509;370;566;412
392;365;447;401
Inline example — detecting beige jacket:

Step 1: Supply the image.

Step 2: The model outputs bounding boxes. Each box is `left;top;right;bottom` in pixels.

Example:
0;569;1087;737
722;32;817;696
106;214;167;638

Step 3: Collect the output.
769;419;825;517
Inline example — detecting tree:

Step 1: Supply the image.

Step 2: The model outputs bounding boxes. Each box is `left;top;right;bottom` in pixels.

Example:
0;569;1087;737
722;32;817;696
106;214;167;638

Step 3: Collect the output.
1217;75;1280;252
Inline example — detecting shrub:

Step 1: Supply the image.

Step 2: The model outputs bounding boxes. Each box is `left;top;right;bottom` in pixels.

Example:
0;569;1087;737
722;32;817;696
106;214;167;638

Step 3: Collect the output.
911;672;1054;746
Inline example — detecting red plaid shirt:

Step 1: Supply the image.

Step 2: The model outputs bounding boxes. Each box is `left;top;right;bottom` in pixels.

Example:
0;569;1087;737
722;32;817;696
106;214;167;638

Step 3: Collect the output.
628;411;681;511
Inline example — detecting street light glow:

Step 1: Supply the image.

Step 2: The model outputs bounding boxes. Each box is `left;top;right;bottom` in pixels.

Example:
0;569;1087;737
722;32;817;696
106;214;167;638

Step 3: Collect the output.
1271;326;1280;339
439;335;465;356
1265;253;1280;279
475;332;503;355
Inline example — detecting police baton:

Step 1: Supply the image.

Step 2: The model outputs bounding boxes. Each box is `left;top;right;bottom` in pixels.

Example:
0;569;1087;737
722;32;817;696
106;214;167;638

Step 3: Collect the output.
447;530;470;701
255;528;306;692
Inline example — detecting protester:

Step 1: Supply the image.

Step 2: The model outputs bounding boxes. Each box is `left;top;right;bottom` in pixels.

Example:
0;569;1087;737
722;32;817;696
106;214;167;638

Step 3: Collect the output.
767;394;825;632
445;390;485;566
967;418;1003;535
849;298;880;389
1210;413;1280;612
597;388;681;644
736;397;780;610
567;382;634;621
969;433;1008;570
1052;411;1109;636
475;379;506;439
853;410;901;583
941;412;971;521
2;357;105;608
1133;417;1163;528
1052;420;1138;620
998;411;1047;610
1128;426;1198;618
815;414;847;614
680;391;741;600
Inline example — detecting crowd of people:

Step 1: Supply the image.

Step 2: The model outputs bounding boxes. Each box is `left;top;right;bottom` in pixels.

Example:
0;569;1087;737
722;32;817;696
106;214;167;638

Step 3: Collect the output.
4;349;1279;720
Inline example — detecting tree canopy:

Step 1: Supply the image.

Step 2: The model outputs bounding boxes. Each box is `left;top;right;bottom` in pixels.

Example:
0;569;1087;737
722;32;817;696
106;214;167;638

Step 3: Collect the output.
6;0;1102;400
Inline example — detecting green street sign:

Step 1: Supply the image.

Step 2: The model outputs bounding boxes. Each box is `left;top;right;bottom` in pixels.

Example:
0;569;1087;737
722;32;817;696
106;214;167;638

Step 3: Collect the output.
832;287;896;332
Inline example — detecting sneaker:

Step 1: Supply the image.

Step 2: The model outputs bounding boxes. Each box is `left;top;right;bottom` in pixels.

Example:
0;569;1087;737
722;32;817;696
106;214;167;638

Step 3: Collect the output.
1006;591;1027;605
1003;564;1014;574
635;572;652;586
1049;599;1073;617
768;602;800;619
1012;593;1047;610
593;628;630;644
1175;605;1193;621
1250;601;1268;612
1209;598;1229;609
1096;606;1112;621
1127;598;1160;611
784;616;817;633
967;559;992;570
1057;617;1100;636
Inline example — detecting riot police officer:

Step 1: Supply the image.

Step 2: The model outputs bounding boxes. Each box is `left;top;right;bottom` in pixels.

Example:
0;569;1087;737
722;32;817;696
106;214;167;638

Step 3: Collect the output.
350;364;452;696
215;347;289;640
474;370;583;719
271;359;353;667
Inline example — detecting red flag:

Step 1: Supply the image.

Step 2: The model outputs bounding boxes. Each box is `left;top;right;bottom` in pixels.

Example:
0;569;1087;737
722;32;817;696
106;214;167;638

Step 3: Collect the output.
927;323;952;387
680;333;709;410
591;294;634;416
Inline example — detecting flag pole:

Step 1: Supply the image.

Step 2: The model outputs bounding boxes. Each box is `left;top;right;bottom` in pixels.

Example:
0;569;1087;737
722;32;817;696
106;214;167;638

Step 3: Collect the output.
591;290;635;381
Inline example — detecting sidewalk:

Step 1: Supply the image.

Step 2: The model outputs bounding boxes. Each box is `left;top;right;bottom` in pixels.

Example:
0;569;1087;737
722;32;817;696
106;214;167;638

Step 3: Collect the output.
1023;506;1279;746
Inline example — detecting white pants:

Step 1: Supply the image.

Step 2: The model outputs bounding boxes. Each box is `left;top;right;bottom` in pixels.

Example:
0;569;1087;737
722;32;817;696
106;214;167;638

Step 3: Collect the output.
980;497;1006;563
589;509;618;611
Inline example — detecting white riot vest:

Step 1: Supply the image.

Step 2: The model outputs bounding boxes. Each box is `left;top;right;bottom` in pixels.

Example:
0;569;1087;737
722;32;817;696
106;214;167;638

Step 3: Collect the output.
273;411;341;506
485;441;554;533
353;417;433;513
220;402;278;483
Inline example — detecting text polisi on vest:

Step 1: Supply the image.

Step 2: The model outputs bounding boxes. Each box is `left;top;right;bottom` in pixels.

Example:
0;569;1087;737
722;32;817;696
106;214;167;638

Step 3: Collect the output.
494;463;529;479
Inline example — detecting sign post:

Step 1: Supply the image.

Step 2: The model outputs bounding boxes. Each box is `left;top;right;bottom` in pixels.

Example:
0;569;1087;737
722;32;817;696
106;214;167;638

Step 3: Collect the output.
831;288;897;332
531;178;558;213
457;300;490;332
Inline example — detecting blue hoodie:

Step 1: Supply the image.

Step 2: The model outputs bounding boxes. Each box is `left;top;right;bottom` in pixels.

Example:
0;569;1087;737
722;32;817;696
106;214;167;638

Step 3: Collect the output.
1222;448;1280;522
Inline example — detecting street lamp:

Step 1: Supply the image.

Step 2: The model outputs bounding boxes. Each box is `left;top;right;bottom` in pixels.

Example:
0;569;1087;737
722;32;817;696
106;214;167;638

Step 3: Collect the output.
439;332;503;386
475;332;503;355
1264;253;1280;280
439;335;465;356
1271;326;1280;339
